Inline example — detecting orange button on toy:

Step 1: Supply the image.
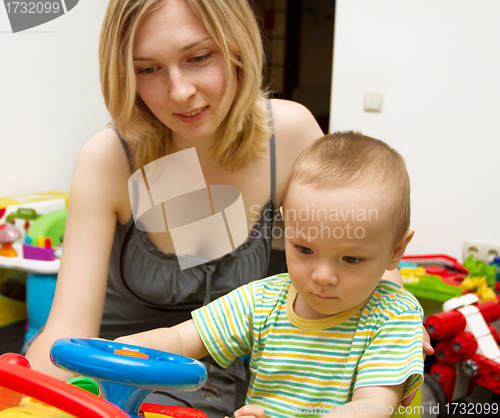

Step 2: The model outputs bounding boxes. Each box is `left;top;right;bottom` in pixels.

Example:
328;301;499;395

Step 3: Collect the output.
113;349;149;359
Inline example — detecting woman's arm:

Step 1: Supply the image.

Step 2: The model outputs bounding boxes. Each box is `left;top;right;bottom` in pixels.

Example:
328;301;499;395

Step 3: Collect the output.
381;268;404;286
25;129;131;380
269;99;324;251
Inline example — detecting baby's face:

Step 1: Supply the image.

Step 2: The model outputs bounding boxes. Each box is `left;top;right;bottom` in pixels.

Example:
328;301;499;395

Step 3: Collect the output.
282;181;403;320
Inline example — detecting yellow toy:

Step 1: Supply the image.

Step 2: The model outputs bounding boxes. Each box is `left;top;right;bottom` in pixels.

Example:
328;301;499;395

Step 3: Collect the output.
460;276;497;302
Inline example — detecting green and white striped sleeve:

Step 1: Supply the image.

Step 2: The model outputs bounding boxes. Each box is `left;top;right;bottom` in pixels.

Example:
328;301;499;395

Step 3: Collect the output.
354;310;424;399
192;282;255;368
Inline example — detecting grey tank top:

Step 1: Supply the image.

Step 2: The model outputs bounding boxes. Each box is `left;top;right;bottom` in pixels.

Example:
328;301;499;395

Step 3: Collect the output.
100;121;277;339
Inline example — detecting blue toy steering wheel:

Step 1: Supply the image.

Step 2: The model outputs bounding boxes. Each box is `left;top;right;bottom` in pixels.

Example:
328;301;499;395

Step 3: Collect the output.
51;338;207;391
50;338;207;417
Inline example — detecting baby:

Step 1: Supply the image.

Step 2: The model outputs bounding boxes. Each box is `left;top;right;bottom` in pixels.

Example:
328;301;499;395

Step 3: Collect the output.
116;131;424;418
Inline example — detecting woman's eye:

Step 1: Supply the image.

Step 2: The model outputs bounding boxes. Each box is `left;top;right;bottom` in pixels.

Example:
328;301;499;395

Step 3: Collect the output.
138;67;157;75
343;256;361;264
297;246;313;255
189;53;212;63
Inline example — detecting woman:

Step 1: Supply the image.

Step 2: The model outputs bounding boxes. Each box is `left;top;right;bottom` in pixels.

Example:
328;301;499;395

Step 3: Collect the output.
26;0;428;416
26;0;323;415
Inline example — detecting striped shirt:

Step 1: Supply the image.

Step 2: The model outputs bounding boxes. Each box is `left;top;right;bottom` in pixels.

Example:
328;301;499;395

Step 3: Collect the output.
192;274;423;418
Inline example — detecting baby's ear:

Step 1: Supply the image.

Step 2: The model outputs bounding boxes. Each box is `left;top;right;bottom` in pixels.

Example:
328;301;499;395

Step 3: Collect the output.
387;229;414;270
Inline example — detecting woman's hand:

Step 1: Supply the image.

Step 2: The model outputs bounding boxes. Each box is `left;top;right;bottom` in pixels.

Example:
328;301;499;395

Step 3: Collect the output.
233;404;266;418
423;326;435;358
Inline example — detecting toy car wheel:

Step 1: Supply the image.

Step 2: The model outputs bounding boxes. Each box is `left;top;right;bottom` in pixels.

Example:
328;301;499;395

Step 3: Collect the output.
421;373;448;418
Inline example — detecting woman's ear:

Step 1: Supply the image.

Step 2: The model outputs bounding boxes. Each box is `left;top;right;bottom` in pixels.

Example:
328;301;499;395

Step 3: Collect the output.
387;229;414;270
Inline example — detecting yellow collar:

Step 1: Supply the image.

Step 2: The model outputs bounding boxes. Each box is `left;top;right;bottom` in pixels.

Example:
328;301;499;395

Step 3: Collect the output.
286;284;365;330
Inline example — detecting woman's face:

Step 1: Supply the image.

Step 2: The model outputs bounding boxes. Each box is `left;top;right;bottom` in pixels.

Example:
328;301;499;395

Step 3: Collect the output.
133;0;238;149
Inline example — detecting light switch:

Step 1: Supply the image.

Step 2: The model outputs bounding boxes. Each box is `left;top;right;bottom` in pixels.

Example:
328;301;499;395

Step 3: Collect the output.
363;91;384;112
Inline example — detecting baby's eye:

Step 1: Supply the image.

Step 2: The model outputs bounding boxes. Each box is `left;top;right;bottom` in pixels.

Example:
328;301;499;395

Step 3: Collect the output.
343;256;361;264
296;246;313;255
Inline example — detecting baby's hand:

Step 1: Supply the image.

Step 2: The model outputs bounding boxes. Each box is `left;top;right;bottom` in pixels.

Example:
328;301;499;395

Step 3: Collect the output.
233;404;266;418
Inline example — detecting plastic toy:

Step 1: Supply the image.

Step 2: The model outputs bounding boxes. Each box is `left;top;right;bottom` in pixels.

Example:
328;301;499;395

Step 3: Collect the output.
425;295;500;403
424;266;465;287
67;376;100;397
22;208;66;262
491;256;500;285
0;224;21;258
5;208;40;235
0;353;30;410
425;297;499;340
402;273;461;302
0;208;62;272
402;254;468;274
399;266;426;280
460;277;497;302
0;192;68;246
401;253;500;305
5;207;40;222
1;346;208;418
27;208;66;250
0;192;68;217
463;254;497;289
140;404;208;418
399;255;468;304
23;242;56;261
0;209;67;341
50;338;207;418
1;339;422;418
0;353;130;418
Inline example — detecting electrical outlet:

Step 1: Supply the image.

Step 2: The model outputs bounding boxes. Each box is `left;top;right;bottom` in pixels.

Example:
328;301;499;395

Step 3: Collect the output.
462;240;500;263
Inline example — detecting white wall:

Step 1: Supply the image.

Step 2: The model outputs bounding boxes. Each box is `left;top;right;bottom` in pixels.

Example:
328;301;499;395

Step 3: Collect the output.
0;1;110;197
330;0;500;260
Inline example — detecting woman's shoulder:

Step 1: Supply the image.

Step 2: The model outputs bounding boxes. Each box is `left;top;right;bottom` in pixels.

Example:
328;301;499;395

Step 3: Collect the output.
270;97;315;117
79;127;127;161
76;127;132;177
269;99;325;203
270;98;323;136
270;99;324;162
72;127;132;223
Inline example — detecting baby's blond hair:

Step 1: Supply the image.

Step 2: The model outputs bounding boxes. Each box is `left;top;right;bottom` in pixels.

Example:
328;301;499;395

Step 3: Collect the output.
284;131;411;243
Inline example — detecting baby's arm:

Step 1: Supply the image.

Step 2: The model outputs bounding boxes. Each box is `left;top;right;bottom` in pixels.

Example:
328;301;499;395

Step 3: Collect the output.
114;319;209;360
235;384;405;418
382;270;434;365
339;384;405;417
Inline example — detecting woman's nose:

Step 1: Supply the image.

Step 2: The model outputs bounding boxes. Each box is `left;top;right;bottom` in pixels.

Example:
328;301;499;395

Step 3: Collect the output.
169;70;196;104
311;262;339;286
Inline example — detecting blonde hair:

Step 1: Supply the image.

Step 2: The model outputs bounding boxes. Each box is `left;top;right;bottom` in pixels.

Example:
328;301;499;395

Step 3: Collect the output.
99;0;270;170
284;131;411;243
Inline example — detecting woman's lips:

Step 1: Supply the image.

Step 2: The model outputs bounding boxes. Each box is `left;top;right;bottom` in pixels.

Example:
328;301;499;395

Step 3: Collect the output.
175;106;208;123
181;108;203;117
